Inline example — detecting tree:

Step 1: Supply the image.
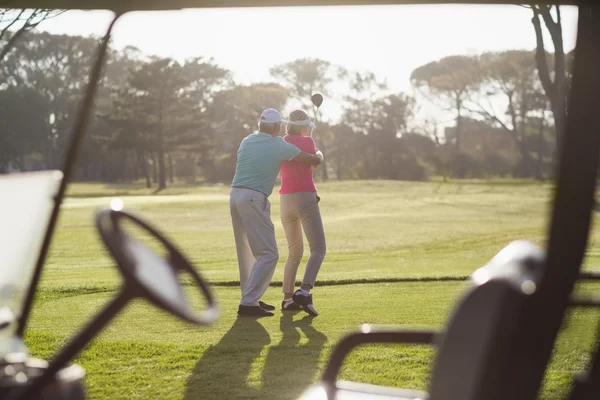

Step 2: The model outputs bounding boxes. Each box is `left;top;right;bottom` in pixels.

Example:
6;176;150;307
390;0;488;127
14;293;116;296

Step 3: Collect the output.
270;58;347;180
2;31;99;169
101;85;154;186
207;83;289;183
468;50;546;177
328;123;356;180
368;93;415;178
270;58;345;108
106;56;231;188
172;56;233;154
0;86;47;171
0;9;66;62
340;71;422;180
75;45;148;183
411;55;482;153
340;71;386;179
527;90;555;180
444;118;518;178
527;4;568;157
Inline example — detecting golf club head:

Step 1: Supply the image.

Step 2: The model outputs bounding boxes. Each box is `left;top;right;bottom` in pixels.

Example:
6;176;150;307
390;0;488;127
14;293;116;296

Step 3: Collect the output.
311;93;323;108
310;93;323;138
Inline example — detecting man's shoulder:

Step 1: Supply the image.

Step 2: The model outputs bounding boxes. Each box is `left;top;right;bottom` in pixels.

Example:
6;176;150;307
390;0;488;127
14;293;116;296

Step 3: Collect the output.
242;132;259;141
239;133;261;146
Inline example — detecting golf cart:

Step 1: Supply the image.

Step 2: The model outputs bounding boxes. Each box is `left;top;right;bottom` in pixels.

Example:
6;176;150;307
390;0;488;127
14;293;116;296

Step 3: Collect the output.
0;11;220;399
297;4;600;400
0;0;598;399
0;171;221;400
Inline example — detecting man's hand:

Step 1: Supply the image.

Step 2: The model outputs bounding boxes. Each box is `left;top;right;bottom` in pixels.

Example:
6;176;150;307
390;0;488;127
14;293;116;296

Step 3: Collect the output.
293;151;322;166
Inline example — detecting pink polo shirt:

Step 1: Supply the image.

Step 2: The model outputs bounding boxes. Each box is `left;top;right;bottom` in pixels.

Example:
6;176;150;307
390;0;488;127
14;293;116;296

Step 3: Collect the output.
279;135;317;195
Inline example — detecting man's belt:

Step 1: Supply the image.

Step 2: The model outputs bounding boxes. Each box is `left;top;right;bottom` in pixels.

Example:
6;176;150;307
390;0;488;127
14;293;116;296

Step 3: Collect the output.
232;186;267;196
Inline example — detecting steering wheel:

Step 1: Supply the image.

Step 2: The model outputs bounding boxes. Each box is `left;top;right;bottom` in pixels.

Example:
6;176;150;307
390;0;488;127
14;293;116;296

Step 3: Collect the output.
14;207;219;400
95;209;218;324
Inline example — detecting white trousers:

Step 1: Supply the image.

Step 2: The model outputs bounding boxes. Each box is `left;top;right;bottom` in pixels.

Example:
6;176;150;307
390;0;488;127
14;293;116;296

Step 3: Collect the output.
230;188;279;306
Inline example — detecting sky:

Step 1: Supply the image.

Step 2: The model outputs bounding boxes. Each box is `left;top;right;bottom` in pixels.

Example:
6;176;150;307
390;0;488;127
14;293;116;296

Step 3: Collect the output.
36;5;580;124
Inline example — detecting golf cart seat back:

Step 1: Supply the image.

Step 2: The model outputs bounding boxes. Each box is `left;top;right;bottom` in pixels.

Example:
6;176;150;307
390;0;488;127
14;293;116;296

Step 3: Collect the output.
0;170;62;340
298;240;545;400
0;171;88;399
429;240;545;400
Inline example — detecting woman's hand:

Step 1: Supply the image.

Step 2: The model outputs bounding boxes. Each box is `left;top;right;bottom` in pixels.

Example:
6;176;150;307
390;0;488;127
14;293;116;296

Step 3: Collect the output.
315;150;324;162
312;150;324;169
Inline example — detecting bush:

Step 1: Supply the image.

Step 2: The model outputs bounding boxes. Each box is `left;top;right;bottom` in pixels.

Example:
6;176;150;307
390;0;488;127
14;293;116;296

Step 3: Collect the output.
450;152;483;178
484;153;514;178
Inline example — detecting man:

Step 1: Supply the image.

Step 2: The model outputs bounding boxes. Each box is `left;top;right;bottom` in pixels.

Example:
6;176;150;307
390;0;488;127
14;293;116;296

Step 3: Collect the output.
230;108;322;317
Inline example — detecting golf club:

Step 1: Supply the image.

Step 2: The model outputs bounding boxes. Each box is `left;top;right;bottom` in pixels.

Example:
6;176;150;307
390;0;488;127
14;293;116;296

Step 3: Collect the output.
310;93;323;137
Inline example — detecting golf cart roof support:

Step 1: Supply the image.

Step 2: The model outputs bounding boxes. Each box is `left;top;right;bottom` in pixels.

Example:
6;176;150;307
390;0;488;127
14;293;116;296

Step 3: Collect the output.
499;7;600;399
16;13;121;337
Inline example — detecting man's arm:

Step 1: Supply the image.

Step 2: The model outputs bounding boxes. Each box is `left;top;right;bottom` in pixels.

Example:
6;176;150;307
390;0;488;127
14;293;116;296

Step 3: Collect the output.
293;151;322;166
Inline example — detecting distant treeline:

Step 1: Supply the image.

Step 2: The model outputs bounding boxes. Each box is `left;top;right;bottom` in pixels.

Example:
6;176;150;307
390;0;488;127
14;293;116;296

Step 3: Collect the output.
0;22;572;186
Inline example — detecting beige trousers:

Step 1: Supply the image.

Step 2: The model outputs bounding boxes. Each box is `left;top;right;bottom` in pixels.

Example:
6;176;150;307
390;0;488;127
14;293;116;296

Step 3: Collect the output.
280;192;326;293
230;188;279;306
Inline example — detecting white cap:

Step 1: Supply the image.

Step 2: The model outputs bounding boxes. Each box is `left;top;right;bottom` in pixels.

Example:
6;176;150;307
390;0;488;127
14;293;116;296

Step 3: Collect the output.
259;108;287;124
288;118;316;129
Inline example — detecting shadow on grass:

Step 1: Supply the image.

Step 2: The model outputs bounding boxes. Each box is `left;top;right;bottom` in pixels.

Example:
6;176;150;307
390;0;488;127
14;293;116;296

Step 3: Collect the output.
184;313;326;400
261;313;327;399
184;317;270;399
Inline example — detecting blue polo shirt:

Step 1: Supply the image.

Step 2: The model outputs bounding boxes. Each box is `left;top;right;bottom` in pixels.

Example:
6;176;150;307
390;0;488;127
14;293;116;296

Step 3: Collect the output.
231;132;302;196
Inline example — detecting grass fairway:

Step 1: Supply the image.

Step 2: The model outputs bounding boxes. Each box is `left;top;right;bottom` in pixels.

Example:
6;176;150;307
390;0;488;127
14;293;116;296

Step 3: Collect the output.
24;180;600;399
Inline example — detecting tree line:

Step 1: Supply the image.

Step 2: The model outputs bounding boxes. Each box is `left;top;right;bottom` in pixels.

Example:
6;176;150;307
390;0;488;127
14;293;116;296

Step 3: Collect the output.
0;5;571;186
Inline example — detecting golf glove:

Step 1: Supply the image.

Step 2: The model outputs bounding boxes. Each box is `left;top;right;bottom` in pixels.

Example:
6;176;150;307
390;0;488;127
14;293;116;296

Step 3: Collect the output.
316;150;324;161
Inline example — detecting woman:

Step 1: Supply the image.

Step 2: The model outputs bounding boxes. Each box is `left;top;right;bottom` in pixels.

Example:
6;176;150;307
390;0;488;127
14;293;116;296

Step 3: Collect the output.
279;109;326;316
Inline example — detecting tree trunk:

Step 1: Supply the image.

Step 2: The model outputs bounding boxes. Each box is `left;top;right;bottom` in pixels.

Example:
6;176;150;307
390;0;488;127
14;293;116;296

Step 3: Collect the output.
137;151;151;189
190;154;197;183
168;153;174;184
158;149;166;190
518;140;531;178
320;158;329;181
336;149;343;180
552;99;567;158
320;142;329;181
144;161;151;189
152;153;158;184
133;152;139;181
455;98;462;152
545;5;566;154
531;5;566;162
536;117;545;180
124;152;133;181
363;147;370;179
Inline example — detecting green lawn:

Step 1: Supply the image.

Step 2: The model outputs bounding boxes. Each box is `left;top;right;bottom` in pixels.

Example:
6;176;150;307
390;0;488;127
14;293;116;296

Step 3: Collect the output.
24;180;600;399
